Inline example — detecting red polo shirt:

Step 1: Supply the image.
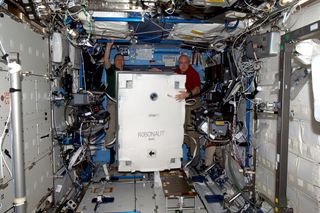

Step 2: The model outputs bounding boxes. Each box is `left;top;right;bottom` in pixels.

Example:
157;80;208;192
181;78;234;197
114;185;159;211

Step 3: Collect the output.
175;65;201;92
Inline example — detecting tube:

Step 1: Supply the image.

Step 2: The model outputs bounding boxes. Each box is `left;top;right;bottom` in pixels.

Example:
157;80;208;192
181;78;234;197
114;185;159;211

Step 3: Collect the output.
9;62;26;213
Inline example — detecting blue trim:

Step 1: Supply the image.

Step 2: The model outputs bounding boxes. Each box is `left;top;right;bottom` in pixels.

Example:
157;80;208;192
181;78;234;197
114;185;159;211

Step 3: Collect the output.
96;39;131;43
92;148;111;164
224;19;239;30
111;175;145;180
159;40;183;45
182;143;188;162
79;53;84;89
245;78;251;167
205;195;224;203
93;17;142;22
153;48;180;54
160;17;208;23
96;39;183;45
153;51;180;54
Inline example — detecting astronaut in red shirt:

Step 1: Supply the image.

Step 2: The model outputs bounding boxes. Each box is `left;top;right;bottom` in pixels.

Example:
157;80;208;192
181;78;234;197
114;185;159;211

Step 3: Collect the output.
175;55;201;101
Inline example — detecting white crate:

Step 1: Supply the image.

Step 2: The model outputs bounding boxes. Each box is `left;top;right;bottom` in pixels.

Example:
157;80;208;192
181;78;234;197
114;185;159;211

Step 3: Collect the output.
117;72;186;172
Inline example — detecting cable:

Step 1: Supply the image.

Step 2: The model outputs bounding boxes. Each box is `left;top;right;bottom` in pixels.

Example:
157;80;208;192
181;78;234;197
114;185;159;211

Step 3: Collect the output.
0;40;9;64
79;122;84;146
3;205;14;213
106;93;117;103
184;134;198;168
165;3;175;15
281;2;301;31
72;147;86;167
243;0;264;12
0;103;12;178
105;136;116;147
231;15;270;74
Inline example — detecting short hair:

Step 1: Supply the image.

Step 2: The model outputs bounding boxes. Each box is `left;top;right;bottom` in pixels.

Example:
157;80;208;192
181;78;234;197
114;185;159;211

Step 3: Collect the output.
114;53;124;61
178;54;190;63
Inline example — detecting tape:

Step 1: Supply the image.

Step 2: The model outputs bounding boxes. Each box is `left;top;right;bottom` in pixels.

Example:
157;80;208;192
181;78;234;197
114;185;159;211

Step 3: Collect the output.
14;197;26;206
8;62;21;74
191;30;204;36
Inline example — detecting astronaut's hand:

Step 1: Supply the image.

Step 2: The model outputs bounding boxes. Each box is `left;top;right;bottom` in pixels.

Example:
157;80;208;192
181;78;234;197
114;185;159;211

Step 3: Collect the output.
175;91;189;101
106;41;114;49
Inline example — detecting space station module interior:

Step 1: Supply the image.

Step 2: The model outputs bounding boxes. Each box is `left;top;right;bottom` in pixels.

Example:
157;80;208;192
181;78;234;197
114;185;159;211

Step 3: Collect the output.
0;0;320;212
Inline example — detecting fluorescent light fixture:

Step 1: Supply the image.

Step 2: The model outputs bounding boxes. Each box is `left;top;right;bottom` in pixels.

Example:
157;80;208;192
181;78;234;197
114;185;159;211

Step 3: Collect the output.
280;0;311;6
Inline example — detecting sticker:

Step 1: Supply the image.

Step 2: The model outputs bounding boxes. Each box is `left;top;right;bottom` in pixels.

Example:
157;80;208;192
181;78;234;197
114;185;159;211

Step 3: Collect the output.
0;92;10;105
215;121;225;126
136;48;153;60
162;55;176;67
104;187;113;193
310;23;318;31
55;184;62;193
297;178;304;187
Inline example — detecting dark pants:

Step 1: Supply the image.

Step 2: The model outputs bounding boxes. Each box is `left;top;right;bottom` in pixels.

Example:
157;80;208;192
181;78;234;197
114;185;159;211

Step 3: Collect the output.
184;98;201;160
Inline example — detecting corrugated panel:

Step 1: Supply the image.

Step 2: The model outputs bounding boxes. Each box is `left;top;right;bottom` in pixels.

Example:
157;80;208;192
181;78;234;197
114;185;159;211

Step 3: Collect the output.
0;14;52;213
253;4;320;212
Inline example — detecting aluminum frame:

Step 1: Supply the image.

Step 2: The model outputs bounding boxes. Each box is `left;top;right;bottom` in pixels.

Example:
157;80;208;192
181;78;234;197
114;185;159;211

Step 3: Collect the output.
275;20;320;213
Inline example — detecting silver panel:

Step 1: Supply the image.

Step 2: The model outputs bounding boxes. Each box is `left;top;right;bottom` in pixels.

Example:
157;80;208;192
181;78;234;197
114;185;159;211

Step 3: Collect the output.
0;14;52;213
77;180;207;213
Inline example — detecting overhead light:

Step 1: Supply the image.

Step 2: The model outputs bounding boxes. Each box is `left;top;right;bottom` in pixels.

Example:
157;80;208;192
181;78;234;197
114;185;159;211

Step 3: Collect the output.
280;0;311;6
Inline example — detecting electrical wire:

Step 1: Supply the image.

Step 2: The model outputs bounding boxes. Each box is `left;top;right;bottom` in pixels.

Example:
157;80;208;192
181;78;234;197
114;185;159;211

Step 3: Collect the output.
231;15;270;74
72;147;86;167
106;93;117;103
79;122;84;146
184;134;198;168
0;106;12;178
0;41;12;178
0;40;9;64
280;2;301;31
105;136;116;147
243;0;265;12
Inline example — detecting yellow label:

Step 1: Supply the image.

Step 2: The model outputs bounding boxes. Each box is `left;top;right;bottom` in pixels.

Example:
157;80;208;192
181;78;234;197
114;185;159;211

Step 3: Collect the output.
215;121;225;126
275;207;279;213
206;0;225;3
180;35;194;41
275;198;278;203
191;30;204;36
